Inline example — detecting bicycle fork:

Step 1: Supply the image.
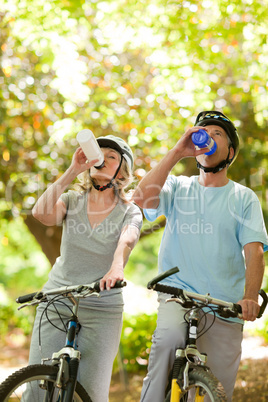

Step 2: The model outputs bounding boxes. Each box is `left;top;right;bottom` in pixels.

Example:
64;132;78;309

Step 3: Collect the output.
50;294;81;401
170;309;207;402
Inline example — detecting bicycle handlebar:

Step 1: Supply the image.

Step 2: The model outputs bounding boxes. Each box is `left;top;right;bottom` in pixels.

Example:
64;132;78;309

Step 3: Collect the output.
92;280;126;293
151;283;183;298
258;289;268;318
147;267;268;319
16;280;127;305
147;267;180;288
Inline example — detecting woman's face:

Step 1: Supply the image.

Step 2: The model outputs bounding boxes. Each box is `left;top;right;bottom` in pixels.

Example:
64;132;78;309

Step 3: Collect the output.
90;148;122;182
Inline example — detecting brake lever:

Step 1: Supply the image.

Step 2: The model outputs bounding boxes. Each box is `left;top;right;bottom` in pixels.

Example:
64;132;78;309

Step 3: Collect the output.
78;291;100;298
17;298;45;310
166;296;194;309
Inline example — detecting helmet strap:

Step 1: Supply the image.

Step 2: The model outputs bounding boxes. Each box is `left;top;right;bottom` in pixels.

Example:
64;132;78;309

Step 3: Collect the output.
91;156;123;192
196;150;231;174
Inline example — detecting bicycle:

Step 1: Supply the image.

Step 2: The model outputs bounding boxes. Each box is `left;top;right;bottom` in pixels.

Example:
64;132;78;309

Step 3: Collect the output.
0;280;126;402
147;267;268;402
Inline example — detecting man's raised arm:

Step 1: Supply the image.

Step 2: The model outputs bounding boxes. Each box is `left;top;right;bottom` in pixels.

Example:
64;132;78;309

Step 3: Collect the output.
132;127;207;209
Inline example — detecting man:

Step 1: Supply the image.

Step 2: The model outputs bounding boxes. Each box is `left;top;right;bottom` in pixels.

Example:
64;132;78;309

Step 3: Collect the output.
132;111;268;401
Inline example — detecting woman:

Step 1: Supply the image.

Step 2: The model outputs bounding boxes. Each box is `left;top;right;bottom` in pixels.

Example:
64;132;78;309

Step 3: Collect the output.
29;135;143;401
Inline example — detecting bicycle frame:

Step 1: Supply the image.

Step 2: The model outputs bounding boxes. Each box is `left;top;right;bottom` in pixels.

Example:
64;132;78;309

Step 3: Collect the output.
0;280;126;402
147;267;268;402
48;293;82;400
168;307;209;402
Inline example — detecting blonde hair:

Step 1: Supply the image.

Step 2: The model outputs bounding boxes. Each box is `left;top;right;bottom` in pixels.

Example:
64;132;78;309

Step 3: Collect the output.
73;154;133;202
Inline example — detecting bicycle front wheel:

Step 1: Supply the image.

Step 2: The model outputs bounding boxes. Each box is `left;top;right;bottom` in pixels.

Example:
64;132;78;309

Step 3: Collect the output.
165;366;227;401
0;364;92;402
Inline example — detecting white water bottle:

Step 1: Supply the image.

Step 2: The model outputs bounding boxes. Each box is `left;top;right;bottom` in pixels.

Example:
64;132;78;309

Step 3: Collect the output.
76;129;104;168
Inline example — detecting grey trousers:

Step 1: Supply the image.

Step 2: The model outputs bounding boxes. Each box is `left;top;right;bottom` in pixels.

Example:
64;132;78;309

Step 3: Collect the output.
141;293;243;402
28;293;123;402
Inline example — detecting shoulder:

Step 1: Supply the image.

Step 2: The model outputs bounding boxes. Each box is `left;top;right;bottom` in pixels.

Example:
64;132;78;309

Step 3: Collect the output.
66;189;85;199
228;180;259;202
162;174;194;187
162;175;197;194
120;201;142;216
119;201;143;227
61;190;86;208
166;175;196;186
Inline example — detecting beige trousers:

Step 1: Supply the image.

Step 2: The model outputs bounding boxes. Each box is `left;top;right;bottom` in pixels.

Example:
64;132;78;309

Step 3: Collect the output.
141;293;243;402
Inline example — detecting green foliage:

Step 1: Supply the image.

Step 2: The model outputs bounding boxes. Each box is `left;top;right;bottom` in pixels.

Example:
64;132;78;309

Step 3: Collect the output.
0;0;267;359
256;317;268;344
114;312;157;373
0;215;49;344
0;0;267;221
0;213;50;298
0;286;34;340
125;226;164;284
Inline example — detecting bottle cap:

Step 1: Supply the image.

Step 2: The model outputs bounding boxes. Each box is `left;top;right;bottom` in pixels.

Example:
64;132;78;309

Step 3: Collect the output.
191;129;209;147
76;129;94;143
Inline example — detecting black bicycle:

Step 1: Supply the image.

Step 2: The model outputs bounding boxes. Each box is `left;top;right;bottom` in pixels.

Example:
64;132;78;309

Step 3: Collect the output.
0;280;126;401
147;267;268;402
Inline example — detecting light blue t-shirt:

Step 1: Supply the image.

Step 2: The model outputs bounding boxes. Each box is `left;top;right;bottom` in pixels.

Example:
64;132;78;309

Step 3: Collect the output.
144;176;268;316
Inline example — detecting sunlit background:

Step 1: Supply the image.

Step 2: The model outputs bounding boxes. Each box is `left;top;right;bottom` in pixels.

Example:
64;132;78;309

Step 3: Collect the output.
1;0;268;384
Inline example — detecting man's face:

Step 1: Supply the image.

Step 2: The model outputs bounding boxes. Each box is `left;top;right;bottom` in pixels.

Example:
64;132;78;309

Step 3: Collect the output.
196;124;234;168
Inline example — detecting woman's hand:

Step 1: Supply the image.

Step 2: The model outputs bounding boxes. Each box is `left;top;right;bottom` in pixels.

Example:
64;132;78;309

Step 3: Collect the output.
100;266;124;291
70;147;99;176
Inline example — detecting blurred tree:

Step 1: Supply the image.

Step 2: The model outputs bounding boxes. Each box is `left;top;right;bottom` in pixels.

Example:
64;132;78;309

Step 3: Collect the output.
0;0;267;268
0;216;50;296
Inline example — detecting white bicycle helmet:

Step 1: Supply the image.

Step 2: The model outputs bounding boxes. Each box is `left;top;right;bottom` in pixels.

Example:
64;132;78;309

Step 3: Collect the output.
92;135;134;191
97;135;134;170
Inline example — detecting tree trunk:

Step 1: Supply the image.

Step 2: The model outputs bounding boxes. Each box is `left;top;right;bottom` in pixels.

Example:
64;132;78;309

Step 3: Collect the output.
24;215;62;267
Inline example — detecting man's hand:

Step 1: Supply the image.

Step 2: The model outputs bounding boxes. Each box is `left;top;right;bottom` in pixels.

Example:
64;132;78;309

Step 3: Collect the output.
173;126;210;159
237;299;260;321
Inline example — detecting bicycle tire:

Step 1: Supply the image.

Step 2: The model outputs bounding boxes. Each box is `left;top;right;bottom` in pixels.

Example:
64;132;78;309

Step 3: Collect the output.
0;364;92;402
165;366;227;401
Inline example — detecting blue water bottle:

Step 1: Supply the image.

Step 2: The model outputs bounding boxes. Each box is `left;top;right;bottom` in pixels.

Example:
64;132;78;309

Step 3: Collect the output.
191;129;217;155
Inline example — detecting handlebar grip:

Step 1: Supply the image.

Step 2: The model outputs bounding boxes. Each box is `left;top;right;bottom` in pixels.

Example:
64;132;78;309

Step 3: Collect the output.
93;280;127;292
152;283;182;297
16;291;43;304
233;303;242;315
147;267;179;289
233;290;267;319
258;289;268;319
